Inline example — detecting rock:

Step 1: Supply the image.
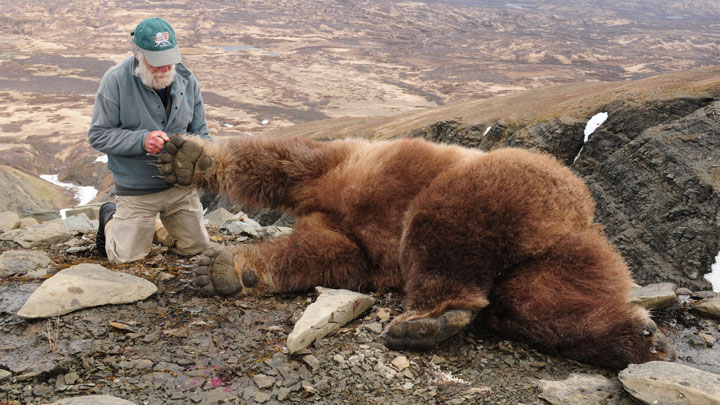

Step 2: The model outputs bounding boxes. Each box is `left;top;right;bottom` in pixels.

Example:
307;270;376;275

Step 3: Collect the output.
629;283;679;310
49;395;135;405
255;391;272;403
253;373;275;389
694;297;720;319
538;373;623;404
17;263;157;319
0;369;11;381
0;211;19;231
303;354;320;370
64;371;79;385
699;332;716;347
286;287;375;353
64;204;102;220
204;208;238;226
377;307;391;321
62;213;95;233
135;359;154;369
619;361;720;404
676;288;693;296
687;334;707;348
391;356;410;372
29;211;61;223
222;219;261;237
693;291;718;299
0;222;73;248
17;217;38;228
363;322;383;334
0;249;52;278
258;226;293;239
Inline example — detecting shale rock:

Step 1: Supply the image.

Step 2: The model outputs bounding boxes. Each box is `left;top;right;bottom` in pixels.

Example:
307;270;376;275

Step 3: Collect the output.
538;373;623;404
619;361;720;404
17;263;157;319
0;249;53;278
629;283;679;310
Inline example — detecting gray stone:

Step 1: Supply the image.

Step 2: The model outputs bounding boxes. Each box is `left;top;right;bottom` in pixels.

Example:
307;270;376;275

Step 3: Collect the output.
286;287;375;353
253;373;275;389
204;208;239;226
64;204;102;220
17;263;157;319
49;395;135;405
222;219;261;237
363;322;383;334
0;369;11;381
694;297;720;319
17;217;38;228
0;249;52;278
62;213;95;233
258;226;293;239
255;391;272;403
538;373;623;404
29;211;61;223
391;356;410;372
0;211;19;231
0;221;73;248
619;361;720;404
676;287;693;296
629;283;679;310
303;354;320;370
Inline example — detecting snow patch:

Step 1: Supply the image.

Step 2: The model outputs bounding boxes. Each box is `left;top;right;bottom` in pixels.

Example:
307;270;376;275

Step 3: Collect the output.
40;174;98;219
483;126;492;136
574;112;608;163
705;250;720;293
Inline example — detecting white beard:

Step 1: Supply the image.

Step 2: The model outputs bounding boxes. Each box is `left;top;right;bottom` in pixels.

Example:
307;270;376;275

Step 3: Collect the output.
135;58;176;89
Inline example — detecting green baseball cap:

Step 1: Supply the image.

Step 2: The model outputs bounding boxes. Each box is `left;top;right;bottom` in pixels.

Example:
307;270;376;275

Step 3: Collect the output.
132;17;181;67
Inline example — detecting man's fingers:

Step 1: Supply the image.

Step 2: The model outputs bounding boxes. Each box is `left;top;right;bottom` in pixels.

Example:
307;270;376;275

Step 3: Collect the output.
159;132;170;142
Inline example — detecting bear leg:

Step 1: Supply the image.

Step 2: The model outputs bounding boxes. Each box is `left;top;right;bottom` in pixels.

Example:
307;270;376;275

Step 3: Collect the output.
486;229;676;369
192;212;370;296
383;309;474;350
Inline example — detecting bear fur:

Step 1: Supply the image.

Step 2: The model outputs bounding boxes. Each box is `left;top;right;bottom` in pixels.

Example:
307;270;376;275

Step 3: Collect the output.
157;134;675;369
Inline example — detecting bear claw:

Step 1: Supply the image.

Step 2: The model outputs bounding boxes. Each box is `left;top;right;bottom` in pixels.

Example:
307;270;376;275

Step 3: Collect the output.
192;248;242;296
382;309;474;350
639;319;676;361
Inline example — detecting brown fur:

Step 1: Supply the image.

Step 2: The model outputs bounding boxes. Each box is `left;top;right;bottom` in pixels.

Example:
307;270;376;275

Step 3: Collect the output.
190;135;673;369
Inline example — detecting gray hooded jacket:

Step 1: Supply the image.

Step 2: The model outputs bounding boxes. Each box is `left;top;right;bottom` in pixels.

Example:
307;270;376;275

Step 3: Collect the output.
88;56;210;192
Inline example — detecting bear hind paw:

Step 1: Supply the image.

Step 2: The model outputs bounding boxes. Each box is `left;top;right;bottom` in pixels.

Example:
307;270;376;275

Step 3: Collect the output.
382;309;474;350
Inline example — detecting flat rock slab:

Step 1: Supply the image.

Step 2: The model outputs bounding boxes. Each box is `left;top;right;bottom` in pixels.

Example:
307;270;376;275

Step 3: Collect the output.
287;287;375;353
693;296;720;319
62;213;95;233
0;249;52;278
538;373;623;404
629;282;679;310
619;361;720;404
49;395;135;405
17;263;157;319
0;211;19;232
0;222;73;248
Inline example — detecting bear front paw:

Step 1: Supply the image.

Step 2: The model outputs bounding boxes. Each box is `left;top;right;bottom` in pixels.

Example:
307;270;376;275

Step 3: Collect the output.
382;309;473;350
193;248;242;296
153;134;213;186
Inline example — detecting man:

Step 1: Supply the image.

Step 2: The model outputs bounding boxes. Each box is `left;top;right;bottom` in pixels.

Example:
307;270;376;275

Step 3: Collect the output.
89;17;210;263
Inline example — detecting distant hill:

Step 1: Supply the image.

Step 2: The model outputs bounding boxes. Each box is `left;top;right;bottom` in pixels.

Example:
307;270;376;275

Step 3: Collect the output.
0;165;74;215
267;66;720;140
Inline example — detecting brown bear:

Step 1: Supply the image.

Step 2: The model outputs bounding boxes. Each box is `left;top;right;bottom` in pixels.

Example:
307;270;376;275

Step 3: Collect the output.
154;134;676;369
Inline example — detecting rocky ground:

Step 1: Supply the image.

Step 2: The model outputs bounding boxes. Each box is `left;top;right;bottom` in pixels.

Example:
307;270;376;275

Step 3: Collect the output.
1;215;719;404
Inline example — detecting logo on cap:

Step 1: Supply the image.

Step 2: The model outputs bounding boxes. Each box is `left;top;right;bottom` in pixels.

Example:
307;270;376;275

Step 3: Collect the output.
153;32;172;47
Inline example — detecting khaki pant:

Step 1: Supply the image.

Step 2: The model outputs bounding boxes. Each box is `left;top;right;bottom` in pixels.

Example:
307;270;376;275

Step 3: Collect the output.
105;187;210;263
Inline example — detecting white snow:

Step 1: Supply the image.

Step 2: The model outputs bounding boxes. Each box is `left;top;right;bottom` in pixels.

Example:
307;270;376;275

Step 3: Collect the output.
483;126;492;136
40;174;98;219
224;123;234;128
95;155;108;163
705;250;720;293
584;112;608;142
261;119;270;125
574;112;608;163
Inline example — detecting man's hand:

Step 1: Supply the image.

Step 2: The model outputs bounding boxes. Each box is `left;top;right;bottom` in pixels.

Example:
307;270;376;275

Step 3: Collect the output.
153;134;214;186
144;130;170;154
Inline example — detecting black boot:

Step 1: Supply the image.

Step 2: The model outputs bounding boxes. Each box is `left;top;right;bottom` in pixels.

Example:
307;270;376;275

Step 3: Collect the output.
96;202;116;256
